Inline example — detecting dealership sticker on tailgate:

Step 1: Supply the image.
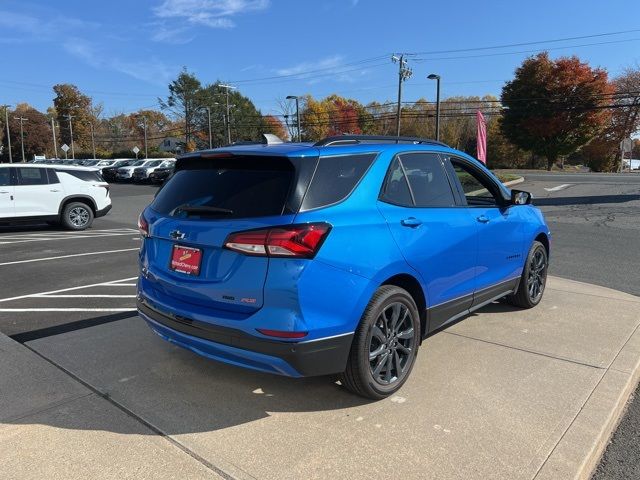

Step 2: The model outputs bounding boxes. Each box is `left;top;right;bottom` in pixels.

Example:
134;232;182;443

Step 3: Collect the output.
170;245;202;276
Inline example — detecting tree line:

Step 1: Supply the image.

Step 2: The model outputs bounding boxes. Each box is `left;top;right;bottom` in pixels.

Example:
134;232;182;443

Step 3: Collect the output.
1;53;639;171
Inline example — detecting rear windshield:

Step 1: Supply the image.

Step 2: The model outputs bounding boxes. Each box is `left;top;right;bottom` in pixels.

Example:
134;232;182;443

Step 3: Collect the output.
151;156;294;219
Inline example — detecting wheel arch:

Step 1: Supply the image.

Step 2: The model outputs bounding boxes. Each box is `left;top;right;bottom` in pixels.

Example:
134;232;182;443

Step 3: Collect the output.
534;231;550;257
381;273;427;341
58;195;97;217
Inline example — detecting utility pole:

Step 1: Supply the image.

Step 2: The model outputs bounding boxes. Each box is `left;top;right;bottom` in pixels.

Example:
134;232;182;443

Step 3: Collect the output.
286;96;301;141
219;84;236;144
88;122;96;159
2;105;12;163
14;116;28;162
51;118;58;159
392;54;412;137
427;74;441;141
65;114;75;159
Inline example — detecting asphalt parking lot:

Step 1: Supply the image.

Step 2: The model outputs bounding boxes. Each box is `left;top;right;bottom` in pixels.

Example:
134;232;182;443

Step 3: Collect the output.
1;174;639;480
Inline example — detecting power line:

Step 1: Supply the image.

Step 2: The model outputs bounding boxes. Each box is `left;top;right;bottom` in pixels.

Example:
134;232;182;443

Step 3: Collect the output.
408;28;640;55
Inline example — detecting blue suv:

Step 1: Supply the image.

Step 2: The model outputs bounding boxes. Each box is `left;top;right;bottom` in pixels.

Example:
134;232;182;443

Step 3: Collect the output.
137;135;550;399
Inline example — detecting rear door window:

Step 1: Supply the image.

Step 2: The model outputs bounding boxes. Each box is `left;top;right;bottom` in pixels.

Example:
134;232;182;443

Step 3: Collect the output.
151;156;295;219
16;167;48;185
300;153;376;211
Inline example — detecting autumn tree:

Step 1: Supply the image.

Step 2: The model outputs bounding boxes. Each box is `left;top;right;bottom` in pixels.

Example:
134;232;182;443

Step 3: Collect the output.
126;109;171;151
501;53;613;170
300;96;331;141
52;84;96;153
263;115;288;140
1;103;52;161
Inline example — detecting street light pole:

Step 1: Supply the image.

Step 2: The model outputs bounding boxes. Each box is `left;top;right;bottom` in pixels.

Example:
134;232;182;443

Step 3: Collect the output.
2;105;12;163
141;116;148;159
14;116;28;162
392;54;412;137
197;106;213;149
428;74;441;141
65;114;75;159
51;118;58;159
286;96;301;141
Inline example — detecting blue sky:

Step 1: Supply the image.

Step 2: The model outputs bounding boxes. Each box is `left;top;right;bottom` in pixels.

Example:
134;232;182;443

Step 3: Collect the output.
1;0;639;117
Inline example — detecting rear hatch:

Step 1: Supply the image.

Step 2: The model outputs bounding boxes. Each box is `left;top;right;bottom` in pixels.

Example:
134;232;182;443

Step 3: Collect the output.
143;153;316;315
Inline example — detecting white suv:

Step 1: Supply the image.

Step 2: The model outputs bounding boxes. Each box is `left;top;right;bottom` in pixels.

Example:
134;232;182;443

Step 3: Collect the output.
0;164;112;230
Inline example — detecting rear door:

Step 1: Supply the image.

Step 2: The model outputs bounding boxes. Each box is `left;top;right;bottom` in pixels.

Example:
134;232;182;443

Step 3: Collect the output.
143;154;305;314
377;152;478;331
0;167;15;218
13;167;64;217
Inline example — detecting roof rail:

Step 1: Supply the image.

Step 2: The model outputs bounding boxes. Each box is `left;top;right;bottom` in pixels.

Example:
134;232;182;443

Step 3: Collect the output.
313;135;449;147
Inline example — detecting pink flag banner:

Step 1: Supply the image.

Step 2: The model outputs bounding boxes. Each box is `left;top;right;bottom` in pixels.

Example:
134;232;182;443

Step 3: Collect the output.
476;110;487;164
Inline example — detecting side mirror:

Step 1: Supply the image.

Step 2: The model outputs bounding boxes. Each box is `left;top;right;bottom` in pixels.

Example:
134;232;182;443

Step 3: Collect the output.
511;189;532;205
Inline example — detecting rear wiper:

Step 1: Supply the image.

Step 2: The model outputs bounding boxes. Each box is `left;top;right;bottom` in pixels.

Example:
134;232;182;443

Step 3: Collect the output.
173;204;234;216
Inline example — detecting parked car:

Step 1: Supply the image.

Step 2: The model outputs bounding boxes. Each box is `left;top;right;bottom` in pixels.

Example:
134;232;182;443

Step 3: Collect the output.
137;135;551;399
149;164;175;184
0;164;111;230
132;159;175;183
116;159;157;182
102;160;137;182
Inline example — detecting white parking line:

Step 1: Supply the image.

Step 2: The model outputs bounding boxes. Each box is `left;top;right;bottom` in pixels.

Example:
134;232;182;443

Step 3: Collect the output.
32;294;137;298
0;276;138;303
0;248;139;267
0;228;139;245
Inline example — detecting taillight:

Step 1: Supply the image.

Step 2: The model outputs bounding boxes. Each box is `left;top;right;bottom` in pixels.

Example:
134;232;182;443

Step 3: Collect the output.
138;213;149;237
224;223;331;258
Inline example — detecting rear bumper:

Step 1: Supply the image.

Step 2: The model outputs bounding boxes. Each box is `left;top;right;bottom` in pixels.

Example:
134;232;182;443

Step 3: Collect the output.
95;204;112;218
138;299;354;377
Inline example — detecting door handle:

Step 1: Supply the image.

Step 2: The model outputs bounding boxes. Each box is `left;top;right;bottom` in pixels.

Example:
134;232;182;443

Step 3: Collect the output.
401;217;423;228
50;189;61;192
476;215;490;224
0;191;9;194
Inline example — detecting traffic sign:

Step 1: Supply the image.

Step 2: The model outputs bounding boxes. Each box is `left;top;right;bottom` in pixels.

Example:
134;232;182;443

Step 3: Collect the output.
61;144;70;153
132;146;140;154
620;138;632;153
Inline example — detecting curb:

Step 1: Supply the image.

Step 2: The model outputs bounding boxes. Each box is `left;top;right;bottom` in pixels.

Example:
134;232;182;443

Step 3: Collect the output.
502;176;525;188
534;324;640;480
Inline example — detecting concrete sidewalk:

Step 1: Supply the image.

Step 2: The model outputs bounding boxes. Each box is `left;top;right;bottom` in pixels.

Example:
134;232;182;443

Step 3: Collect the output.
1;276;639;480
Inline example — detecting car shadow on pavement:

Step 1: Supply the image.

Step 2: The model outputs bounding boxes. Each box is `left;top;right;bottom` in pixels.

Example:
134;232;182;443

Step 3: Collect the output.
534;194;640;206
9;317;372;436
10;300;526;437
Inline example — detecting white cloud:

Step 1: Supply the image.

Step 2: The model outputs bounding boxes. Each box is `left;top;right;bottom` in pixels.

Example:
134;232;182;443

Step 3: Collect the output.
276;55;345;76
153;0;270;29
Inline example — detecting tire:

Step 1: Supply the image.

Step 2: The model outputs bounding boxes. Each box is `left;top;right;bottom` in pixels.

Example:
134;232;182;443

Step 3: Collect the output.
506;240;548;308
61;202;94;231
340;285;421;400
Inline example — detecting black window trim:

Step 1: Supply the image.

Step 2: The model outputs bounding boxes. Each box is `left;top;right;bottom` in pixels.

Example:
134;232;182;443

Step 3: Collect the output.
298;151;379;213
378;150;458;209
442;155;510;208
